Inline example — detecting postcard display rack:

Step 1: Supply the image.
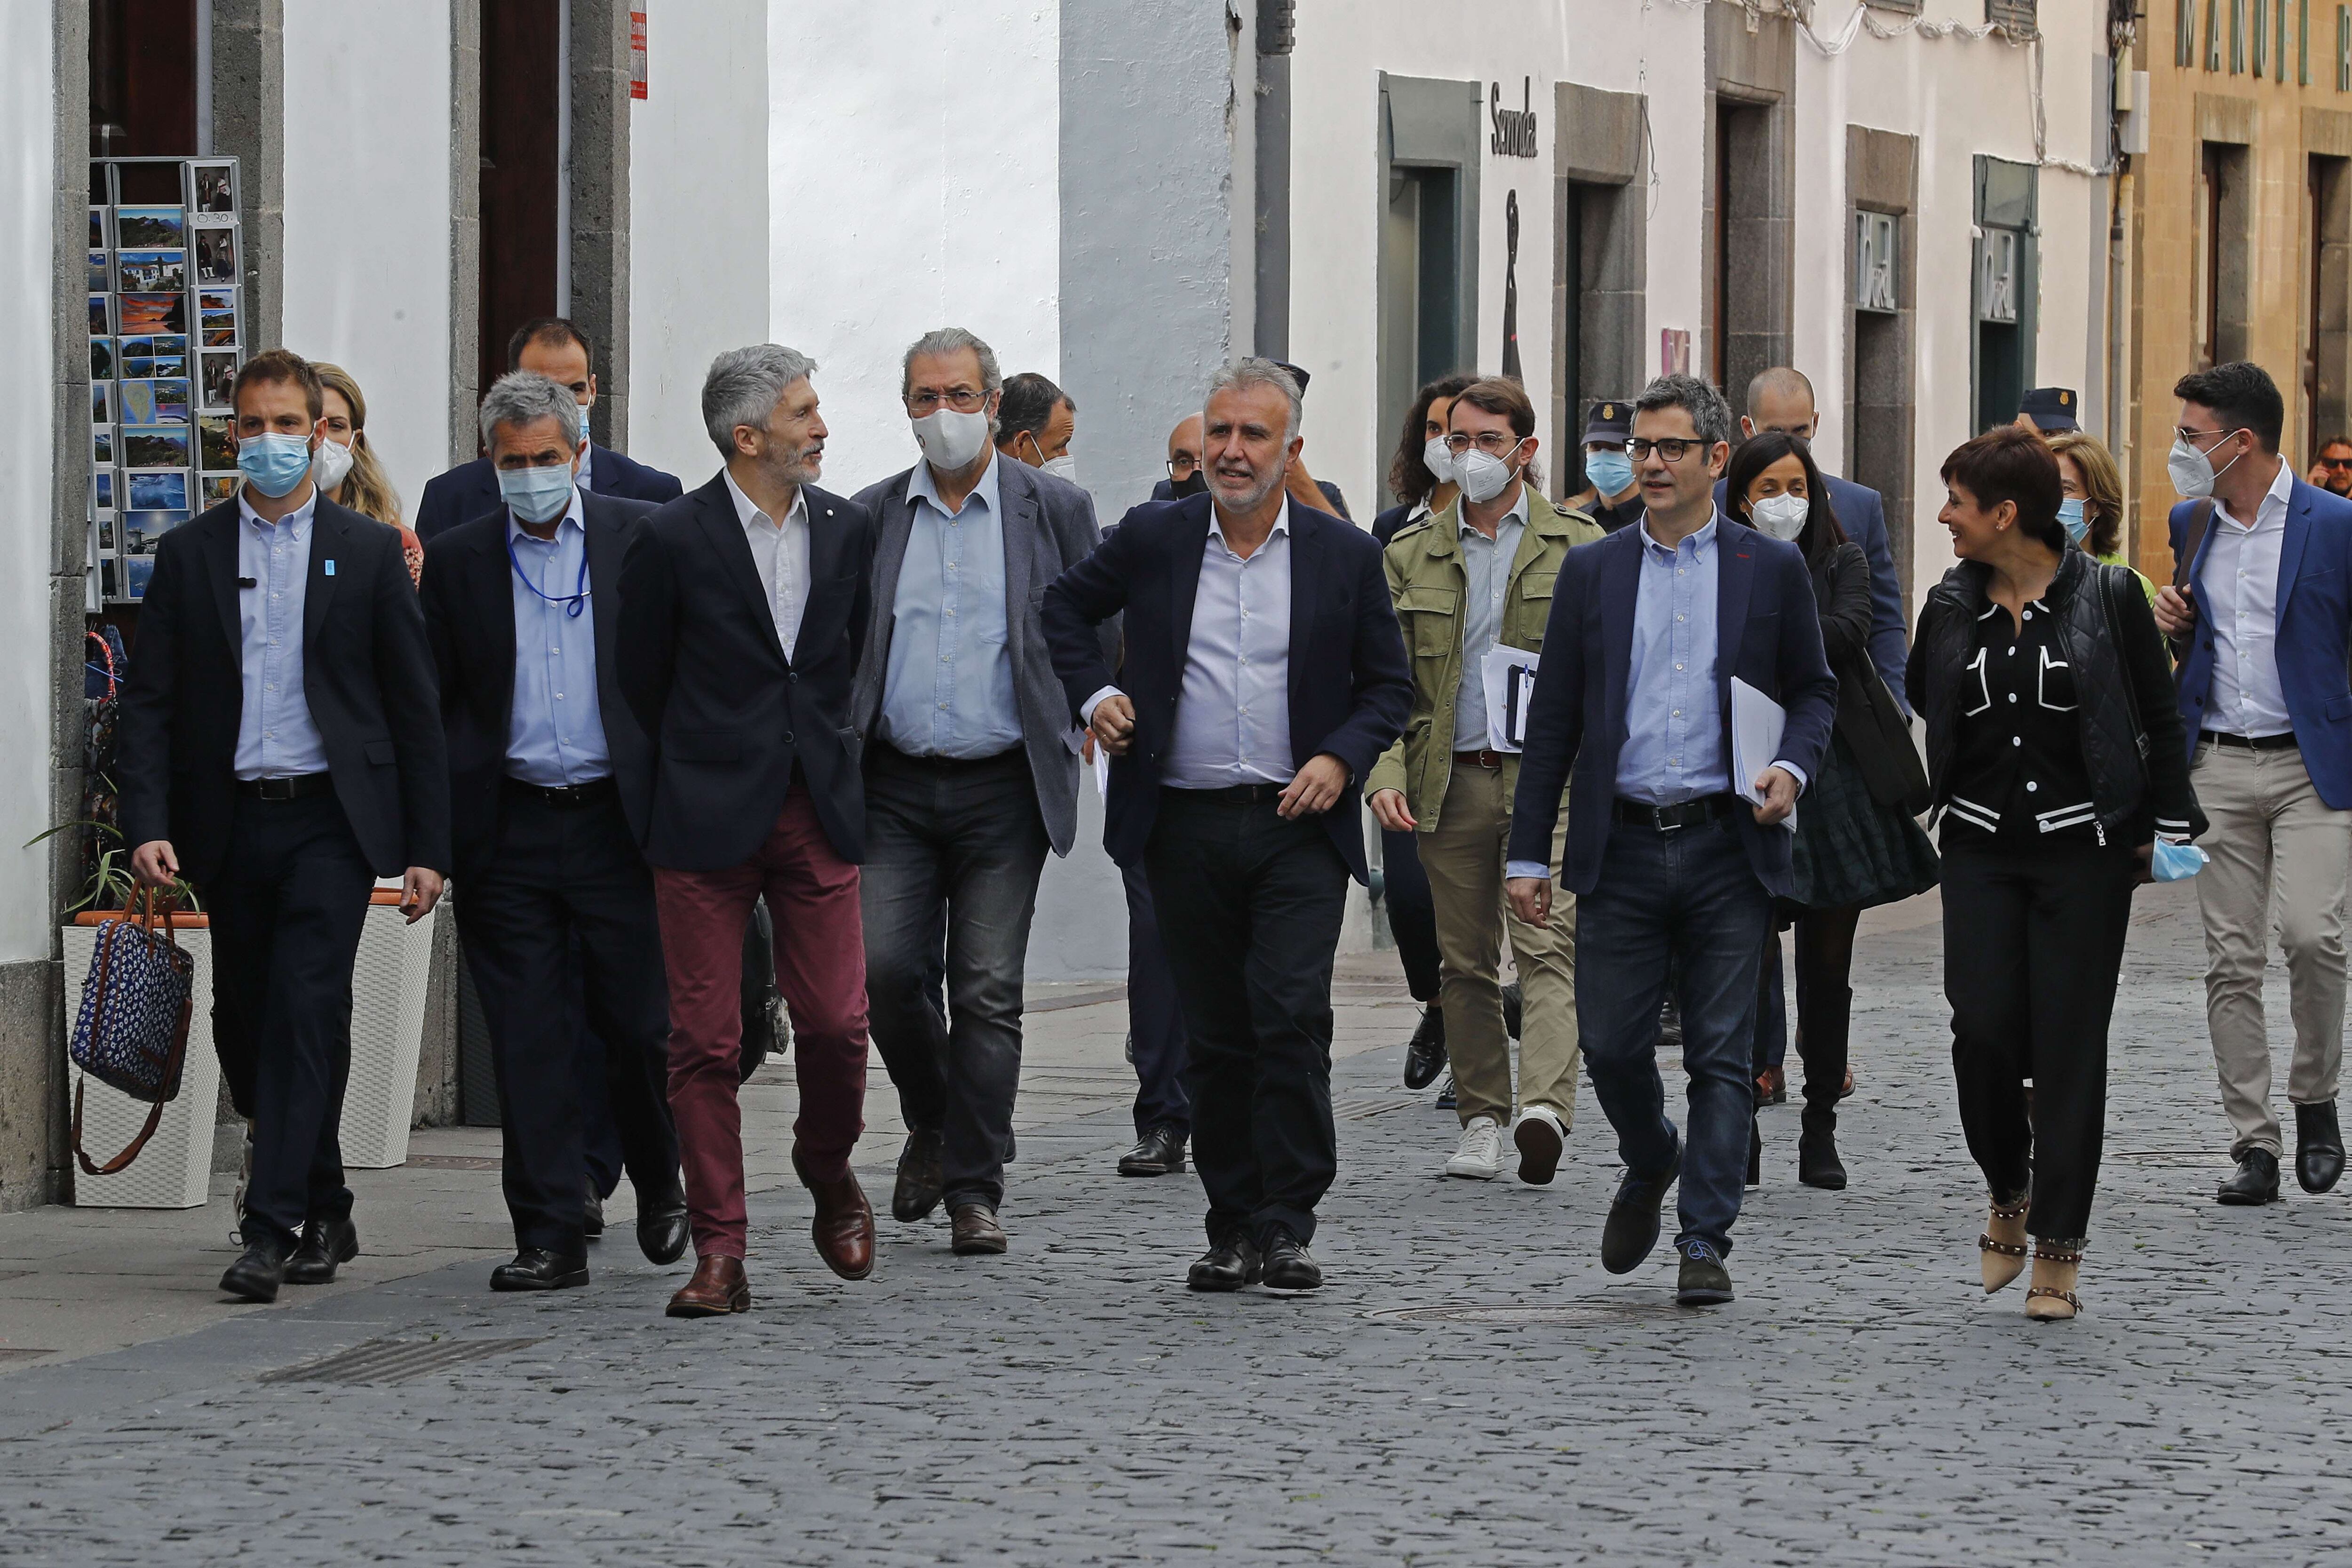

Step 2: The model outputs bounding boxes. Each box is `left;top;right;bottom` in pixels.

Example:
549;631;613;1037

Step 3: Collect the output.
89;156;245;605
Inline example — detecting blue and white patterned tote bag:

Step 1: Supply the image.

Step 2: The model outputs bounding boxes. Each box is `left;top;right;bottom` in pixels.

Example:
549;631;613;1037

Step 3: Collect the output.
69;889;195;1176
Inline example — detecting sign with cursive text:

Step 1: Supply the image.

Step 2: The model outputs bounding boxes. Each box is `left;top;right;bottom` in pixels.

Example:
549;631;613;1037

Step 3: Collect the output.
1490;78;1538;158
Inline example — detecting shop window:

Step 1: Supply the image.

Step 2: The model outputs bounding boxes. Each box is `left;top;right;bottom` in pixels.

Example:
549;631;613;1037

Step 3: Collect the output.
1376;74;1480;497
1972;156;2036;435
479;0;565;406
89;0;198;157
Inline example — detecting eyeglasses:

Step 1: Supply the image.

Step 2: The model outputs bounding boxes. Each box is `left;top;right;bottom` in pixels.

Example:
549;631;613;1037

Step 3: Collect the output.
2174;426;2240;449
1167;454;1200;478
1442;431;1525;456
1627;437;1706;462
906;388;987;415
2320;455;2352;469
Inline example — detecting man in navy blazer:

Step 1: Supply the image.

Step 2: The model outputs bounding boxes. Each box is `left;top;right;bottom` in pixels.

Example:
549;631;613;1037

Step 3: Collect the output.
2152;360;2352;1204
1506;374;1836;1307
414;318;684;543
1044;359;1410;1294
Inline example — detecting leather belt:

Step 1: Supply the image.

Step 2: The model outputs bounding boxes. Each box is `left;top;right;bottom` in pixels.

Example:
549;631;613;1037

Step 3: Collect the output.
501;775;619;808
1612;793;1737;831
236;773;333;801
1454;748;1506;770
2200;729;2297;752
1166;782;1286;804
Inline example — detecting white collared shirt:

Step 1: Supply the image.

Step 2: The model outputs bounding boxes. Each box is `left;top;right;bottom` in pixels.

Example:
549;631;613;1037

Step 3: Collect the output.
2202;459;2295;738
1451;489;1530;751
725;469;812;660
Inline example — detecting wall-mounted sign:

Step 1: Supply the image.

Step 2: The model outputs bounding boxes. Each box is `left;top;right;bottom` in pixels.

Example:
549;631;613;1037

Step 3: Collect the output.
1853;210;1899;314
1977;228;2020;324
1660;328;1691;376
1490;77;1538;158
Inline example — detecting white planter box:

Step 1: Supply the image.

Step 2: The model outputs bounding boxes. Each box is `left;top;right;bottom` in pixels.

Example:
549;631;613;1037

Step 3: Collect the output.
337;892;437;1169
62;920;221;1210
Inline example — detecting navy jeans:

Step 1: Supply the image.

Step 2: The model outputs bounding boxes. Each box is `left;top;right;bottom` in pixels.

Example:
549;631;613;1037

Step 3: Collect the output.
1576;816;1773;1255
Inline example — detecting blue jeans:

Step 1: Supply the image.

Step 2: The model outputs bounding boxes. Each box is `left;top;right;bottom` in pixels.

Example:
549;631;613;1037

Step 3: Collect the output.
1576;816;1772;1255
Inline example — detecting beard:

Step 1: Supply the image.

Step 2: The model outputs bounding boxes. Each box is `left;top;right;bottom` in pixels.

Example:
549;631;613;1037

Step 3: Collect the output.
1209;462;1282;514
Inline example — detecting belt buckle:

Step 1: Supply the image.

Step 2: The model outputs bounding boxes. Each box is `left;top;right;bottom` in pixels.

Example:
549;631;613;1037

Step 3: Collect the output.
1648;803;1680;832
257;776;293;802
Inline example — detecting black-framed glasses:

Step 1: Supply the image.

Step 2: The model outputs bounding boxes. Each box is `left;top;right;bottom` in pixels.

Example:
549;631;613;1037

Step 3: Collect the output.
1628;437;1706;462
2323;455;2352;470
906;388;987;415
1167;454;1200;478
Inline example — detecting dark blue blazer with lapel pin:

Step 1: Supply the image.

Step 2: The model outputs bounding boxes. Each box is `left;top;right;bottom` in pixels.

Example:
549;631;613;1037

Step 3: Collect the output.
1040;490;1412;882
1506;516;1839;899
2168;472;2352;808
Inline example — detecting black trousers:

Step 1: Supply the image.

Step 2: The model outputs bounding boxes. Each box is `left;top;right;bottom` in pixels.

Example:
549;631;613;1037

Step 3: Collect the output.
1940;834;2139;1241
1146;787;1349;1249
1378;825;1441;1003
1120;861;1191;1137
456;788;678;1255
204;793;376;1248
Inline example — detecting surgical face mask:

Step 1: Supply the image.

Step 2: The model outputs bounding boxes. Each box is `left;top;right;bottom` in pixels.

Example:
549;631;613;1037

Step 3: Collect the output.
1583;447;1634;497
2152;839;2209;882
1749;492;1809;542
2169;430;2244;500
498;461;577;525
2058;496;2090;546
912;406;991;470
1454;439;1527;506
1422;436;1456;486
310;438;356;494
236;432;316;498
1041;454;1079;485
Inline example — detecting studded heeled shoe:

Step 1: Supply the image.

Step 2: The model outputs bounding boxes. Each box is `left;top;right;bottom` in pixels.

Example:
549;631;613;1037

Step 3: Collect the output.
1979;1194;2029;1294
2024;1239;2082;1321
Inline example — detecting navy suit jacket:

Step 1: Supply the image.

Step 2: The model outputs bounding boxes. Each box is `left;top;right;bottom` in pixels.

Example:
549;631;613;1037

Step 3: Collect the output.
1717;471;1907;714
1506;518;1839;899
1041;492;1411;883
415;443;683;544
2169;473;2352;808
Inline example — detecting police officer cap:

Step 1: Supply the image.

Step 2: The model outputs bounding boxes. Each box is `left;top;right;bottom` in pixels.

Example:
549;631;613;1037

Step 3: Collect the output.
2018;387;2080;432
1582;400;1633;446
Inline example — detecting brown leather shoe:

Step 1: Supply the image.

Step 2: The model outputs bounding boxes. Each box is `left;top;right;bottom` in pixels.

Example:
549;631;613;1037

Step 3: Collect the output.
792;1147;875;1280
665;1254;750;1318
950;1202;1008;1255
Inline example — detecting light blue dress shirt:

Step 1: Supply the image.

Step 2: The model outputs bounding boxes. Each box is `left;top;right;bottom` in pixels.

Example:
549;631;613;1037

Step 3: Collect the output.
233;487;331;780
1163;501;1295;788
879;453;1023;758
505;491;611;786
1618;513;1730;804
1452;490;1529;751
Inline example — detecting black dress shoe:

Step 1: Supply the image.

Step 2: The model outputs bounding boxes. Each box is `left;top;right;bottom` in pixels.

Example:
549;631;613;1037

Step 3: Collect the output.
636;1183;691;1266
2217;1148;2282;1205
1500;981;1524;1043
1402;1004;1447;1089
893;1129;945;1223
1797;1121;1847;1191
1260;1228;1323;1290
220;1234;294;1303
1119;1124;1189;1177
2296;1101;2344;1194
491;1248;590;1291
283;1217;358;1285
583;1179;605;1240
1186;1234;1263;1292
1601;1138;1682;1274
1675;1238;1734;1305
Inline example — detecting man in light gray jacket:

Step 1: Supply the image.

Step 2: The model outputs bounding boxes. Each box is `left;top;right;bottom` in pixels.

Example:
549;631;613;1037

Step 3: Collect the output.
851;327;1112;1256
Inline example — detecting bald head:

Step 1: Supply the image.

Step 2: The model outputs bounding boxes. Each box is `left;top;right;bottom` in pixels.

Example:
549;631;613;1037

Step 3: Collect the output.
1167;414;1204;485
1743;367;1820;441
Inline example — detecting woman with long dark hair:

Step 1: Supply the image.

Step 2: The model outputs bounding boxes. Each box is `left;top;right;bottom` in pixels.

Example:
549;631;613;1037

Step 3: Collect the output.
1723;432;1938;1189
1910;426;2205;1321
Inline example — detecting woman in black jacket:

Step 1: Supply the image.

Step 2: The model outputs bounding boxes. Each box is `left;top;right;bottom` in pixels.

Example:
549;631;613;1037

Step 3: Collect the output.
1725;433;1939;1191
1909;427;2206;1321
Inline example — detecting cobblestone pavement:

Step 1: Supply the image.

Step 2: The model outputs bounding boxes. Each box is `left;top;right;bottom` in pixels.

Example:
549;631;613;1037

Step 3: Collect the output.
3;881;2350;1566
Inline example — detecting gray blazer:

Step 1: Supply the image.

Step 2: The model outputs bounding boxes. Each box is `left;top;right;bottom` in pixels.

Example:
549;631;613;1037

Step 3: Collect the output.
850;455;1114;855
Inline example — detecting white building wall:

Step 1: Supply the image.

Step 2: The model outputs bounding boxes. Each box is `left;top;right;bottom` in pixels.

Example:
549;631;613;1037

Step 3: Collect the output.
0;2;57;964
627;0;771;486
279;0;455;522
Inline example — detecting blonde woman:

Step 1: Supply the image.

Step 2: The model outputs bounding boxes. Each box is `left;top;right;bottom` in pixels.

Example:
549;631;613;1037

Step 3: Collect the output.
311;362;424;586
2045;429;2153;603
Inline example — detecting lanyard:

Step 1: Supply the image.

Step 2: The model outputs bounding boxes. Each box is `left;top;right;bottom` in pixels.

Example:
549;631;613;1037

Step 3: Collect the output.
508;530;590;618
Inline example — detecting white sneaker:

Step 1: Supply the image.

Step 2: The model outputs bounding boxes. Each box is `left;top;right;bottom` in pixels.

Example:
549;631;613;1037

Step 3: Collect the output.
1514;1105;1567;1186
1445;1116;1506;1180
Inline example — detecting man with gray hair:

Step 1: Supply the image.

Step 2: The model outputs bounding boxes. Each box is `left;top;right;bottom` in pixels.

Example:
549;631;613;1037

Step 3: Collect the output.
850;327;1110;1256
1043;358;1411;1293
420;370;688;1294
617;344;880;1318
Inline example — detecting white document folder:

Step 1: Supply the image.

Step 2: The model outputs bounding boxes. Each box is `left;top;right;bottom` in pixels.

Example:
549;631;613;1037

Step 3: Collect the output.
1481;645;1541;753
1730;676;1796;833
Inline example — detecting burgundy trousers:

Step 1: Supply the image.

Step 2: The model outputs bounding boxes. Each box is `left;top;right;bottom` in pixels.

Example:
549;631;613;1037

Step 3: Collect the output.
652;784;868;1259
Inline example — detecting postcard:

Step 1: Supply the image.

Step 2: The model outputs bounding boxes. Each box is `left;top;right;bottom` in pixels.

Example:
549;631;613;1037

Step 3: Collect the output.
88;294;109;334
92;382;113;424
125;557;154;600
199;309;237;348
198;289;234;314
120;379;190;424
120;425;191;468
203;475;237;506
90;337;113;380
127;470;191;512
88;251;110;291
115;249;186;292
122;334;188;359
88;207;106;248
192;164;235;216
117;293;186;334
194;229;236;286
121;512;189;556
198;416;234;471
199;351;237;409
93;471;114;510
114;206;184;248
92;429;113;465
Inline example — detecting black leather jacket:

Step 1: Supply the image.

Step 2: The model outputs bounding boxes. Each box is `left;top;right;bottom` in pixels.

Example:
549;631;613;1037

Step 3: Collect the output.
1908;547;2206;847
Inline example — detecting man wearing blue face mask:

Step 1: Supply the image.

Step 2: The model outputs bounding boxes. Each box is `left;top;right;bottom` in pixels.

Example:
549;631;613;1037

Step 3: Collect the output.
1563;400;1644;534
418;371;689;1292
119;350;448;1304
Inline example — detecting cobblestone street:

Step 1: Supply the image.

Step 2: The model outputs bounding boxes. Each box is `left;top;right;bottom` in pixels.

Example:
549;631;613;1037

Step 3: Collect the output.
2;880;2349;1566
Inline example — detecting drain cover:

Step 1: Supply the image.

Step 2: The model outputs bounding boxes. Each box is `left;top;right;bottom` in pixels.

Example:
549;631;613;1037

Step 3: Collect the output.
1366;1303;1680;1326
262;1336;541;1385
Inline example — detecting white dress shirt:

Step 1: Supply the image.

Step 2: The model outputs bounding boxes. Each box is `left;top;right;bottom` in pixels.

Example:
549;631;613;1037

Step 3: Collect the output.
726;469;812;660
2202;459;2295;738
234;486;331;779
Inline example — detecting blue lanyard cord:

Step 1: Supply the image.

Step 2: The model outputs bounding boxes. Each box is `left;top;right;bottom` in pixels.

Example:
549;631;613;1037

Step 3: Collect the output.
507;533;590;618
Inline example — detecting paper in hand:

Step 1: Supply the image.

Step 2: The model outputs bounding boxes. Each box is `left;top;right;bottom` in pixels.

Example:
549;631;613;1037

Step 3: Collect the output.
1481;645;1541;753
1730;676;1796;833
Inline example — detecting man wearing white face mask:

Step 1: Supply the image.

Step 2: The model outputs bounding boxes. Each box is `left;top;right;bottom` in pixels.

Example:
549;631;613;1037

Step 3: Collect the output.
2153;360;2352;1206
1366;377;1601;1186
995;371;1080;485
849;328;1112;1255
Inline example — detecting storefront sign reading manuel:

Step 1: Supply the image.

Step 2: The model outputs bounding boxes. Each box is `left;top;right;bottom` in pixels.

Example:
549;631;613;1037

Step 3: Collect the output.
1490;77;1538;158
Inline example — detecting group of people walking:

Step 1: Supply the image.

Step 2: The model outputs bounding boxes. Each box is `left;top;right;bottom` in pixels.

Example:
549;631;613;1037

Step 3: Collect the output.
110;309;2350;1326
